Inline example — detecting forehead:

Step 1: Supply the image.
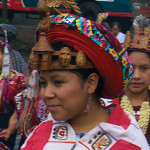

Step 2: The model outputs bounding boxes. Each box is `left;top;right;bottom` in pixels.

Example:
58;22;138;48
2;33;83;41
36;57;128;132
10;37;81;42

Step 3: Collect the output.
129;51;150;65
112;25;119;29
40;70;78;79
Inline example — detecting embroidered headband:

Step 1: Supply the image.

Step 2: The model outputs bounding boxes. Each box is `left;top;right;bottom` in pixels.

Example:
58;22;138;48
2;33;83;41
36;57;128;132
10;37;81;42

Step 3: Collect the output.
30;0;133;98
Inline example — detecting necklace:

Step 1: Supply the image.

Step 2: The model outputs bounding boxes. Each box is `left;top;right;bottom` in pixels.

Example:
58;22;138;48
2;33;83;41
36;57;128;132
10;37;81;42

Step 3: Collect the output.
120;95;150;134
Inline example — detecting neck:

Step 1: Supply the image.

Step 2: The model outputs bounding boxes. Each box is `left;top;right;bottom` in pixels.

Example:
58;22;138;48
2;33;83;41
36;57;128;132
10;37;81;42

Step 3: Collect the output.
68;99;109;134
125;90;149;106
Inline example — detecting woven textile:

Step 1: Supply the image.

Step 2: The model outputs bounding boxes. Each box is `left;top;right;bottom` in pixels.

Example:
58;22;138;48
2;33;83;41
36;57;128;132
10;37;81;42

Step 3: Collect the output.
9;49;27;75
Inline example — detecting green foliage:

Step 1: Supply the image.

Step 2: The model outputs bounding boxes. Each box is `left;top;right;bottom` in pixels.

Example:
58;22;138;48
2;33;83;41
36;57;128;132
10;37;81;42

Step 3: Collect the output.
0;17;10;23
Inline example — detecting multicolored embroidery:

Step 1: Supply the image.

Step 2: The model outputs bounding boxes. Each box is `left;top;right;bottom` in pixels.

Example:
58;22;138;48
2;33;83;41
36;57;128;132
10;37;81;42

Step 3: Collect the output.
92;133;112;150
54;126;68;140
0;40;6;47
0;70;26;112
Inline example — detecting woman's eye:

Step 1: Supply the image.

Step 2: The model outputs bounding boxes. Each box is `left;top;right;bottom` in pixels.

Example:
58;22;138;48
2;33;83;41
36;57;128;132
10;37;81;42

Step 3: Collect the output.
39;81;47;87
54;80;63;85
140;66;149;71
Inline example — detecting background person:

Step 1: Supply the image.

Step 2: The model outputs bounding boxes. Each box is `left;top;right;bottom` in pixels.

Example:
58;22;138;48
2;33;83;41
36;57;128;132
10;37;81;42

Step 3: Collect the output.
0;25;26;149
111;22;126;43
100;25;150;146
0;24;27;75
116;25;150;146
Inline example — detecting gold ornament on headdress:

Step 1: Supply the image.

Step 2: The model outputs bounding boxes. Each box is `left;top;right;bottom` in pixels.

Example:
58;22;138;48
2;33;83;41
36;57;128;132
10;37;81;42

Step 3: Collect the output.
37;0;81;16
123;26;150;50
123;31;131;50
123;1;150;50
46;0;81;14
96;13;108;24
30;0;95;71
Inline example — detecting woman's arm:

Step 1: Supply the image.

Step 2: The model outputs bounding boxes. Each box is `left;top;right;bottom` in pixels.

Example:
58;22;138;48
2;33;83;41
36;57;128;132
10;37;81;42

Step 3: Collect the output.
8;110;18;133
0;110;18;140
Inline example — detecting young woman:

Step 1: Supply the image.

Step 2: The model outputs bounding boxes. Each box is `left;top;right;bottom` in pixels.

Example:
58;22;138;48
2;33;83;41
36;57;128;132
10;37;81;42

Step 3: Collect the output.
21;0;149;149
116;26;150;145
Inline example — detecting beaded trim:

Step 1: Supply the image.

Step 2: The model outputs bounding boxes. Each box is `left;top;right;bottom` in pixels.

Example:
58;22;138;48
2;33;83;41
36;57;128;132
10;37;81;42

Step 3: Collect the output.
120;95;150;134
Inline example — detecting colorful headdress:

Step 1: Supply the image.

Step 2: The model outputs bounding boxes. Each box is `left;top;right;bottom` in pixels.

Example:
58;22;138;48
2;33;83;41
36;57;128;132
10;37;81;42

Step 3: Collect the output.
30;0;133;98
123;26;150;53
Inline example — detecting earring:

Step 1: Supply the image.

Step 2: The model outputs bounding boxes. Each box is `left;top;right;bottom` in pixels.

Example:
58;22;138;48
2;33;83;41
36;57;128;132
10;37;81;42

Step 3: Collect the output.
84;94;91;114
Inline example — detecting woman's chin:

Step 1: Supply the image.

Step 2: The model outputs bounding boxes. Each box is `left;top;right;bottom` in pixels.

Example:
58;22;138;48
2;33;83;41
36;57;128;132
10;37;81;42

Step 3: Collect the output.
51;114;66;121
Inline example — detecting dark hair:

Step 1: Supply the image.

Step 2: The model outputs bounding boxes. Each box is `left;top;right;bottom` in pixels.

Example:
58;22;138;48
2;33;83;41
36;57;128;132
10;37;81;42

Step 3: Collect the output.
101;21;111;31
0;27;6;43
0;24;18;43
111;22;121;30
26;65;33;74
128;50;150;58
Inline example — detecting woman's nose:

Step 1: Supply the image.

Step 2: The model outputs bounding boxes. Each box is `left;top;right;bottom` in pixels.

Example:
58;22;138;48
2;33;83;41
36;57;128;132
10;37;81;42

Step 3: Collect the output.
40;85;55;100
132;69;140;79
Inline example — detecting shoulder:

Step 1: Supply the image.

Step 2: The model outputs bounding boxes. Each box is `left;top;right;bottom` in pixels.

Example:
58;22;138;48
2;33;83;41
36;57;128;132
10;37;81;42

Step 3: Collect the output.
116;32;125;43
21;120;53;149
108;105;131;128
118;32;125;36
117;32;125;39
107;105;149;149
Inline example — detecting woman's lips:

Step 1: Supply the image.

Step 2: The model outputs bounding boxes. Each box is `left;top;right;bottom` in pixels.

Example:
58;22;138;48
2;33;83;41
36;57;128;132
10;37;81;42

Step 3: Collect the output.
130;83;142;88
48;105;60;111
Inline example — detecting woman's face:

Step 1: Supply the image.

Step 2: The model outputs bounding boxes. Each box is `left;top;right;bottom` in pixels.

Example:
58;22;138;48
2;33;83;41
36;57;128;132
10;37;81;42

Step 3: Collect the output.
126;51;150;95
39;70;89;121
112;25;120;36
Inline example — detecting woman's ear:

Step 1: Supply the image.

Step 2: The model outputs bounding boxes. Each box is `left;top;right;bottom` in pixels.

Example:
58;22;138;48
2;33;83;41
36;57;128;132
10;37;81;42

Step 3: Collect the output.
87;73;99;94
